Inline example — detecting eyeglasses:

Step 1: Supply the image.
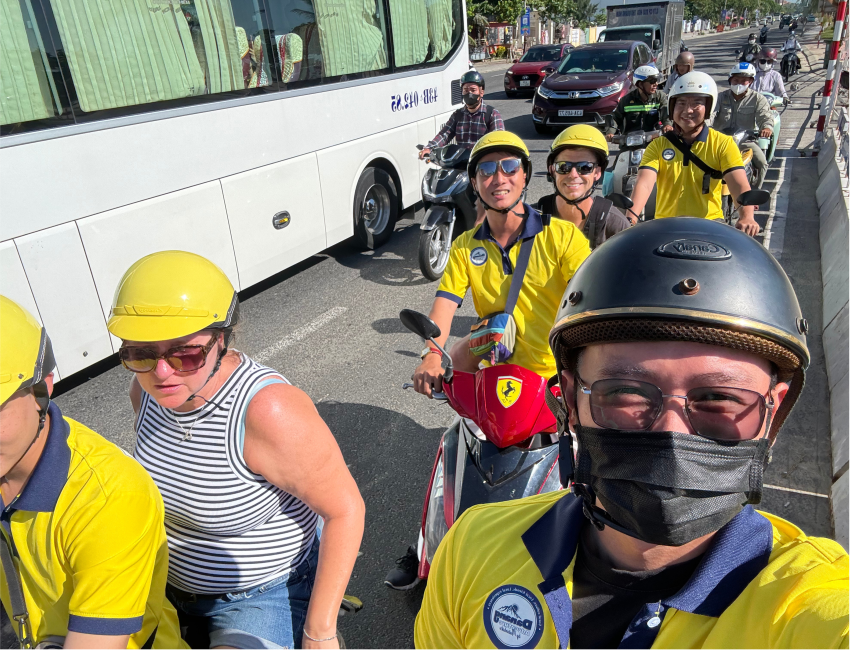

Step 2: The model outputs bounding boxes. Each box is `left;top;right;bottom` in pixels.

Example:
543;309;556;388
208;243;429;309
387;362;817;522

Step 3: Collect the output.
641;77;659;85
576;375;774;441
552;160;597;176
477;158;524;178
119;337;217;374
758;59;773;64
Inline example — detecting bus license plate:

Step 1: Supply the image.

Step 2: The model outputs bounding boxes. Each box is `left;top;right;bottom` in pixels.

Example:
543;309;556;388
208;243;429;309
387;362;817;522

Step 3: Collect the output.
558;109;583;116
519;80;531;86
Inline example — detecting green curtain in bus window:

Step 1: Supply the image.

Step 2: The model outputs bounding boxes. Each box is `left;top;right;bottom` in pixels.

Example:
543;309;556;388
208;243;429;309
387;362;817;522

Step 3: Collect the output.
425;0;453;61
49;0;206;112
312;0;387;76
388;0;427;67
0;0;54;125
192;0;243;93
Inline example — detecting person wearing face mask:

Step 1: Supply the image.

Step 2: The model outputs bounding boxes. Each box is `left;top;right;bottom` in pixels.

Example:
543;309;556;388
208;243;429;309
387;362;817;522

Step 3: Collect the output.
0;296;185;650
414;217;849;650
711;62;773;189
106;251;365;649
626;72;760;235
753;48;790;104
385;132;591;590
740;33;761;62
605;65;673;144
666;50;694;88
535;125;631;246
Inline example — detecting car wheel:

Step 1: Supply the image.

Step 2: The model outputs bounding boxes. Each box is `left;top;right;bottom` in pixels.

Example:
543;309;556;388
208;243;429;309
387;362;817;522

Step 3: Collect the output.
353;167;398;250
534;122;550;134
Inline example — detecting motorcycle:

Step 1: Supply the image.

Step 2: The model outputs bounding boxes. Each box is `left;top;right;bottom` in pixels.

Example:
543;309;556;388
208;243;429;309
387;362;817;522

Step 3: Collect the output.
607;128;662;220
399;309;561;580
759;27;769;44
780;37;801;80
416;144;477;281
720;129;761;221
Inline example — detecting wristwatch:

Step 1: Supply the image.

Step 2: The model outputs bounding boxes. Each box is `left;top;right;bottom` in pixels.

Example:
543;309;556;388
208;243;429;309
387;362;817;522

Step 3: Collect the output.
420;347;443;359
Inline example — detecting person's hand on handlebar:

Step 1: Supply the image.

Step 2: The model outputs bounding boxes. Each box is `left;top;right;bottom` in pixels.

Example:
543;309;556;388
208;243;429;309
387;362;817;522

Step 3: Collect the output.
760;127;773;138
413;353;444;397
736;217;760;237
419;147;431;160
662;124;674;133
606;133;615;142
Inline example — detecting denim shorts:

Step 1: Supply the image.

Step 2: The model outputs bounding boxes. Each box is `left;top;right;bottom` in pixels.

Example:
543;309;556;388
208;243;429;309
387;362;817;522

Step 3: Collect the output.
166;534;320;649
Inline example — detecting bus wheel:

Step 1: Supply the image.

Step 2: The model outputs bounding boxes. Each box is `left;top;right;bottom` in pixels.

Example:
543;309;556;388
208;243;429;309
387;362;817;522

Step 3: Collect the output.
354;167;398;249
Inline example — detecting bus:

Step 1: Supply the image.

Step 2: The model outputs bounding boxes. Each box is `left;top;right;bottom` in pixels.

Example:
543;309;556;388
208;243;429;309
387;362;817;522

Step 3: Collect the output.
0;0;467;381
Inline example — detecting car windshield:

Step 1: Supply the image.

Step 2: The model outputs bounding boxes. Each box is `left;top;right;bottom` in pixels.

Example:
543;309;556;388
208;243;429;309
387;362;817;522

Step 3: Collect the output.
599;28;653;45
558;48;629;73
520;46;563;62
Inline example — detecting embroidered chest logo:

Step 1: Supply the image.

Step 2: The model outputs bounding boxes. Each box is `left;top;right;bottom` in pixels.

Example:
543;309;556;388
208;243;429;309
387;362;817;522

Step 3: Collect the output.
483;584;544;649
497;377;523;408
662;148;676;161
470;247;488;266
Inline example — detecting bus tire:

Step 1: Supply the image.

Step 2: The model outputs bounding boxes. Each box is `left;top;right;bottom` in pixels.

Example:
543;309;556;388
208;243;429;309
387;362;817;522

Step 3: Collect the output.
354;167;398;249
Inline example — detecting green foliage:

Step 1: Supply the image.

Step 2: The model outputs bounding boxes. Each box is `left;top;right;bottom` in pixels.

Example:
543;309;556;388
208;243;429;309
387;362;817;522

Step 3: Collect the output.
573;0;600;27
537;0;574;25
684;0;784;21
495;46;508;58
592;11;606;24
494;0;526;24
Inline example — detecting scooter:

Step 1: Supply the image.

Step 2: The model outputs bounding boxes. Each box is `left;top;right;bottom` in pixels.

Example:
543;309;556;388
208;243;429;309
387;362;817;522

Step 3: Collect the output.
399;309;561;580
416;144;477;281
757;91;784;163
780;36;801;80
720;128;761;221
759;27;769;44
607;128;662;220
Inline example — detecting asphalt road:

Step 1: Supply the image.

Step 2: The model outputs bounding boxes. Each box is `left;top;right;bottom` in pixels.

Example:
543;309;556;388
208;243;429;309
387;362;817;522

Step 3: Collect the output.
25;26;833;650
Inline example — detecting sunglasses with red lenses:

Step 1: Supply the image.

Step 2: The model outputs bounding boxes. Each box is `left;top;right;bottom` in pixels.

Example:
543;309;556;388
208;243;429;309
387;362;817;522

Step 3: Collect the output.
119;337;217;374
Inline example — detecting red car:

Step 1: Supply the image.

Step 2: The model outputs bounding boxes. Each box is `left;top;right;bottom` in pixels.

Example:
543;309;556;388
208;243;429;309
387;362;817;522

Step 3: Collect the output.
504;43;573;97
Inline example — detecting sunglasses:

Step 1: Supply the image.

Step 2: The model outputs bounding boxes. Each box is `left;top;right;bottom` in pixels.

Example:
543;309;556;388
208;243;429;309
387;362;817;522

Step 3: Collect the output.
641;77;659;85
577;375;773;441
552;160;597;176
477;158;523;177
119;337;217;374
758;59;773;64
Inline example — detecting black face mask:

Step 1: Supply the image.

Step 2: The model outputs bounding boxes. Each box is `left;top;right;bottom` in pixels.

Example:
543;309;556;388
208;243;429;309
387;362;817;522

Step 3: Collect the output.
563;426;772;546
463;92;481;107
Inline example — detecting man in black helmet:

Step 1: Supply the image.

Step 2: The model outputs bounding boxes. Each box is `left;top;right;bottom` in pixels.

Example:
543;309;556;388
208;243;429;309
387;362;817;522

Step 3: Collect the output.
415;218;848;648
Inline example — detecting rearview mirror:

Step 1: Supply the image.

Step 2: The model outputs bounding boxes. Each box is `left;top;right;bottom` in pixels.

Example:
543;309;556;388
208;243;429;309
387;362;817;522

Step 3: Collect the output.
513;58;519;63
653;39;661;49
735;48;741;55
737;189;770;206
609;193;634;210
400;309;442;340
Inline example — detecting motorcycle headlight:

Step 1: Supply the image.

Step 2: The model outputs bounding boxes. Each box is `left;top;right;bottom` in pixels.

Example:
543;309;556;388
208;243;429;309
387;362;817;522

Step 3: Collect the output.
630;149;644;165
424;455;448;565
598;81;624;96
625;133;645;147
536;84;555;99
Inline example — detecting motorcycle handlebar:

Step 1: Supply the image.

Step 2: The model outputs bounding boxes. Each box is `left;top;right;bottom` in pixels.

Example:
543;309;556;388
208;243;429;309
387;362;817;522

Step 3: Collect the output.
402;382;447;401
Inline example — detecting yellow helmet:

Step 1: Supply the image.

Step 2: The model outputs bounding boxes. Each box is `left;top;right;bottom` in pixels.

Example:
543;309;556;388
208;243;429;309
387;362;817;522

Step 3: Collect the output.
547;125;609;169
468;131;532;185
0;296;55;406
107;251;238;343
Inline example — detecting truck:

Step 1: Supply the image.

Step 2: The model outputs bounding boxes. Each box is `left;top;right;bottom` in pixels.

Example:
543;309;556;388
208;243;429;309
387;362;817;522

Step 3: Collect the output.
598;0;685;82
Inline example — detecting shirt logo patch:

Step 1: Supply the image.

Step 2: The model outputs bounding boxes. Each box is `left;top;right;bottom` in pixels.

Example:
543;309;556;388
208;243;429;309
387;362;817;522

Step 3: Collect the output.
483;584;544;649
470;247;488;266
662;148;676;161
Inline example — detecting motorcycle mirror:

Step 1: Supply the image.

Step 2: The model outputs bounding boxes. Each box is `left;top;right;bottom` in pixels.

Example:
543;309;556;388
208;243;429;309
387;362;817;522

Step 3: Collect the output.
737;189;770;206
735;48;741;55
609;193;634;210
416;144;424;151
400;309;442;340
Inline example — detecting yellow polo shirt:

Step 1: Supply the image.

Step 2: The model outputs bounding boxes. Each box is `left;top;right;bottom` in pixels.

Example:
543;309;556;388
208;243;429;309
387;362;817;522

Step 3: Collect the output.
436;206;591;378
640;127;744;220
0;403;185;649
415;491;849;649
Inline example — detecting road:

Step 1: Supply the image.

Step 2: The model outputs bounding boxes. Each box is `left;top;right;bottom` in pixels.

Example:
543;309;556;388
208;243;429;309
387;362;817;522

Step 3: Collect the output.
35;26;834;650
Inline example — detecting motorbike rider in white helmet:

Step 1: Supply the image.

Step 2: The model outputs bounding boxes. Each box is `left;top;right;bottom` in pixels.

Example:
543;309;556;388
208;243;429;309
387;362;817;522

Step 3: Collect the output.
605;65;673;143
710;62;773;189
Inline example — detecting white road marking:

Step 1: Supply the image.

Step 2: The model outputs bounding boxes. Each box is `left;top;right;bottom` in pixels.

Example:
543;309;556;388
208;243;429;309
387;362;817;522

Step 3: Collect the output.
763;483;830;499
253;306;348;363
763;158;791;259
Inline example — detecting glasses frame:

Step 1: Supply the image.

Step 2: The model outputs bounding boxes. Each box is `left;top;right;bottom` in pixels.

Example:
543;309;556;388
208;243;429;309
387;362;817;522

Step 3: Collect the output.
552;160;598;176
119;337;218;374
476;158;524;178
575;373;774;441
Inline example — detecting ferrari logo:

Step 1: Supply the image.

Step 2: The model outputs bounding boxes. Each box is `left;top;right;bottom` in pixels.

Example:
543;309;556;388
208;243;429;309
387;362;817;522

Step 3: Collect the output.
497;377;522;408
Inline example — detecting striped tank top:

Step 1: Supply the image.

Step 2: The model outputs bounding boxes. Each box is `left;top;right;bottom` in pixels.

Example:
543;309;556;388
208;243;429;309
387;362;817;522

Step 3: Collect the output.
134;354;318;594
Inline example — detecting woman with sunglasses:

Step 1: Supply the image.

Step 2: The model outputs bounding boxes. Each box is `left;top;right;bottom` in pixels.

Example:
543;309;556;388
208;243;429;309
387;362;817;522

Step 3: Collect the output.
535;125;631;247
107;251;364;650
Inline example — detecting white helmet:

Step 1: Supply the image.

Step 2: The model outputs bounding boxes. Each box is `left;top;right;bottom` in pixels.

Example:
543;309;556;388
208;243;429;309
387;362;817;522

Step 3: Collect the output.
728;61;756;79
634;65;660;82
667;70;718;115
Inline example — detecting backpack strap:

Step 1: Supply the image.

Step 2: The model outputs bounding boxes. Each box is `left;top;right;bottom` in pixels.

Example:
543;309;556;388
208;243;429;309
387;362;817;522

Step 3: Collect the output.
663;131;724;194
485;103;495;130
1;532;34;648
504;234;535;315
585;197;612;248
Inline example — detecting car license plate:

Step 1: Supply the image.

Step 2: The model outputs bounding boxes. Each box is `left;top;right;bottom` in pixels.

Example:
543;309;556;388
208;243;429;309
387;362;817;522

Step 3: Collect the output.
558;109;583;116
520;80;531;86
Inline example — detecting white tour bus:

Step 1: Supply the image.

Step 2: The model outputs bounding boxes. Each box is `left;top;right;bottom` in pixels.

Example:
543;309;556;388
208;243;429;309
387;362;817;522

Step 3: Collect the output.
0;0;467;381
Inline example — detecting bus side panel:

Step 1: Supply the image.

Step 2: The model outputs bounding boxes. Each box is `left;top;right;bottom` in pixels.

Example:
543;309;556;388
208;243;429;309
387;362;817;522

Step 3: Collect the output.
0;241;61;380
76;181;240;350
15;224;114;377
317;124;419;247
417;117;437;185
221;152;327;289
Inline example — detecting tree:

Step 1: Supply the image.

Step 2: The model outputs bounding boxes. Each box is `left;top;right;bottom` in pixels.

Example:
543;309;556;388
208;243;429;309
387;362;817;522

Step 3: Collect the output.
573;0;600;27
494;0;526;25
536;0;574;25
593;10;606;24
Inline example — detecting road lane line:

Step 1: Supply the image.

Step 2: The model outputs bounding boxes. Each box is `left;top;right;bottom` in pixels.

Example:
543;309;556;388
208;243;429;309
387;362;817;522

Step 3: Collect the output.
253;306;348;363
763;483;830;499
763;158;791;260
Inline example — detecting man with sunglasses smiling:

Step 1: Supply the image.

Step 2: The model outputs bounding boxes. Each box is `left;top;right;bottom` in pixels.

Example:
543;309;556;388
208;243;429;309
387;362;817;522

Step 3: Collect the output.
0;296;184;649
415;218;848;649
386;132;590;590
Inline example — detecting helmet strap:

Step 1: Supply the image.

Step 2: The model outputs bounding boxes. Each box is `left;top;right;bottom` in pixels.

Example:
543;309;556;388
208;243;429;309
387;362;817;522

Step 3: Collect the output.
553;176;598;222
186;333;230;406
1;384;50;481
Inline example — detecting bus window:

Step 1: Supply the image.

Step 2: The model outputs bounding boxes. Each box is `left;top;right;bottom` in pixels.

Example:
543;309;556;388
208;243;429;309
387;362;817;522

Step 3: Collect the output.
0;0;67;129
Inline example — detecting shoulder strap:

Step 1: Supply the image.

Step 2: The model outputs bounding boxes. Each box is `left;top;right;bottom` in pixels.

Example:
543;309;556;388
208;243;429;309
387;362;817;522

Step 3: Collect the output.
1;533;34;648
584;197;611;248
485;103;495;130
504;233;535;315
663;131;724;196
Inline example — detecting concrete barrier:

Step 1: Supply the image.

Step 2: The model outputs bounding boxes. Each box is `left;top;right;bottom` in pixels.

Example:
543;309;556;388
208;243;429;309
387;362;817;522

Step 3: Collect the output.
816;110;849;550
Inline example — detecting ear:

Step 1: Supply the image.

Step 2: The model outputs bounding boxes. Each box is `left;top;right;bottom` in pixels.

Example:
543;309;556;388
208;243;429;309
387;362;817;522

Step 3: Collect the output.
45;373;54;397
561;370;578;427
